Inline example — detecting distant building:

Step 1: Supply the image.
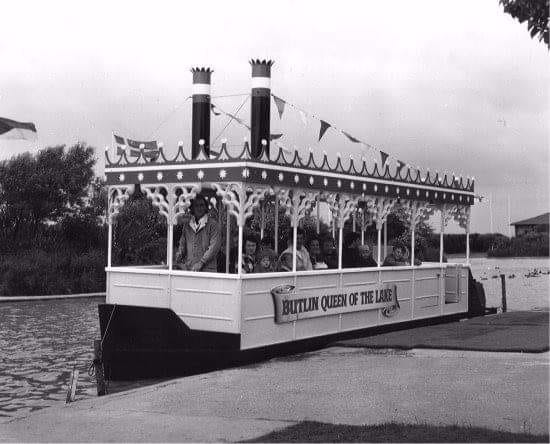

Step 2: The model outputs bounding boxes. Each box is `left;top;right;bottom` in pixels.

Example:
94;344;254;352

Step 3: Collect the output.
510;212;549;237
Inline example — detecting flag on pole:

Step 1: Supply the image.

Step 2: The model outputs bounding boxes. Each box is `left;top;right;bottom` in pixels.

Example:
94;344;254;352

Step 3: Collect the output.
0;117;37;140
396;160;406;174
318;120;330;141
210;104;222;116
272;95;286;119
270;133;283;141
114;134;159;160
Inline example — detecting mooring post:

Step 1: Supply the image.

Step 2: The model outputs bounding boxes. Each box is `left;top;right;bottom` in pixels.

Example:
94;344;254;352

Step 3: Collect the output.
93;339;107;396
500;274;507;313
65;366;79;404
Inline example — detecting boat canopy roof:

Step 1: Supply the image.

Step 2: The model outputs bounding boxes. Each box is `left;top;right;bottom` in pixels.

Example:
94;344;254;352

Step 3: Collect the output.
105;142;475;206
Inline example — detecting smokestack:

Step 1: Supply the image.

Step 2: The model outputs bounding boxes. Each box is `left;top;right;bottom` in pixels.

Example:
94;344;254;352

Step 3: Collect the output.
250;59;274;159
191;67;213;159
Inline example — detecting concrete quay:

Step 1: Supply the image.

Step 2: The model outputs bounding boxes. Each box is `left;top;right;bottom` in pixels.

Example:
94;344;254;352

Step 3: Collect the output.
1;311;548;442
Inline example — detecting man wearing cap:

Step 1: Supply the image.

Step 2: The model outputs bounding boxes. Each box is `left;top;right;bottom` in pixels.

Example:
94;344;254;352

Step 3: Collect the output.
175;194;221;272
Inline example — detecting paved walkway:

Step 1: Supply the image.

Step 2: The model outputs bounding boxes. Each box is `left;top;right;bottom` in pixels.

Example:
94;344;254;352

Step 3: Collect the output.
1;312;548;442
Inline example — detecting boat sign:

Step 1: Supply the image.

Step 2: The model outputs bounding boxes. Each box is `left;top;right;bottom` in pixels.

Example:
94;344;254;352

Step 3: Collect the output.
271;283;399;323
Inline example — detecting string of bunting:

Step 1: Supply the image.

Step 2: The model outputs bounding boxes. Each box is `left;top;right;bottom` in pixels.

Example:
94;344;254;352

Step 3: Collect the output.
272;93;419;175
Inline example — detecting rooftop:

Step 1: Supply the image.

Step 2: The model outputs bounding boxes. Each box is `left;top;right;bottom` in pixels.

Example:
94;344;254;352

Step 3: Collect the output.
510;212;550;226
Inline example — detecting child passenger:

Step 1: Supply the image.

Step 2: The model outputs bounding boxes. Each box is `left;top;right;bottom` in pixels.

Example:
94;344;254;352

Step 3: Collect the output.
254;248;278;273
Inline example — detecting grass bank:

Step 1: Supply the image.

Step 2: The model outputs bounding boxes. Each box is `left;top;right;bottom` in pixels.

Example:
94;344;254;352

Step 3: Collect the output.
245;420;548;442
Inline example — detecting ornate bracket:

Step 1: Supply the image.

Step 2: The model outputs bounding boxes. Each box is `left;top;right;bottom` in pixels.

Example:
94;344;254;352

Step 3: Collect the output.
326;193;361;229
212;182;268;227
452;205;471;233
108;185;135;224
440;203;455;231
142;185;170;221
370;197;397;230
276;187;317;227
401;199;435;231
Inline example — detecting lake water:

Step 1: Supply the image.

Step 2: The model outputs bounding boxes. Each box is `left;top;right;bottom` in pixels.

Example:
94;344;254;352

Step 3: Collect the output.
0;257;548;421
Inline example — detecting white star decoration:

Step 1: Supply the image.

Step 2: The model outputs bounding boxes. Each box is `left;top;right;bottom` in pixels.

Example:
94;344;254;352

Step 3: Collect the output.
157;172;163;180
137;173;144;182
261;170;267;180
416;190;420;196
294;174;299;183
406;189;410;195
323;178;328;187
242;168;250;178
350;182;355;189
384;186;389;193
219;169;227;179
309;176;314;185
452;195;455;200
278;173;284;181
337;180;341;188
374;185;378;192
197;170;204;180
119;174;125;181
177;171;183;180
362;183;366;191
396;187;399;194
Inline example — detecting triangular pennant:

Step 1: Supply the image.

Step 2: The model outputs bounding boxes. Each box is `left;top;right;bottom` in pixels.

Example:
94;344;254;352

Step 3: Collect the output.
380;151;389;167
318;120;331;141
272;95;286;119
210;104;222;116
270;133;283;141
396;160;406;173
299;110;307;126
342;131;360;143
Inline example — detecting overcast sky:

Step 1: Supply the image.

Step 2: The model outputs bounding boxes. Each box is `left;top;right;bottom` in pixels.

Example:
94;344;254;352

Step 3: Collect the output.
1;0;548;234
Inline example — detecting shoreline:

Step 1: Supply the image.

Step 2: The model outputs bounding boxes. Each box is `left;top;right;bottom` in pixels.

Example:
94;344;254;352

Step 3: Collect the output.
0;292;106;303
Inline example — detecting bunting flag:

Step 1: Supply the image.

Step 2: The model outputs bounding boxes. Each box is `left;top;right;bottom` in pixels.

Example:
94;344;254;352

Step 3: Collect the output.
342;130;360;143
114;134;159;160
318;120;331;141
396;160;406;174
0;117;37;140
270;133;283;141
273;95;286;119
210;104;222;116
298;110;308;126
380;151;389;168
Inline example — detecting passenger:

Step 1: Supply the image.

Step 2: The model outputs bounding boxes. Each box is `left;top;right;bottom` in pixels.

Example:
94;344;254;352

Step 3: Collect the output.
402;246;422;266
254;248;278;273
308;237;328;269
382;245;409;267
356;244;378;267
279;228;313;271
239;233;259;274
258;236;274;253
321;235;338;269
342;232;361;268
278;251;293;272
175;194;221;272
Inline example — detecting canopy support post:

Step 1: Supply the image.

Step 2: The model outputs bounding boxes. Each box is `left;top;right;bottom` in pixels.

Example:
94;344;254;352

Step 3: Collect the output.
260;200;265;239
411;225;415;266
338;226;343;270
237;224;243;276
167;223;173;270
292;223;298;272
225;206;231;273
360;210;365;245
316;196;320;234
383;220;387;259
107;223;112;268
274;197;279;254
377;228;382;266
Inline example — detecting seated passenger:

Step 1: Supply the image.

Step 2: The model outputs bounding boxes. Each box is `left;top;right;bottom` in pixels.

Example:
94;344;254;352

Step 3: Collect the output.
308;237;328;269
175;194;221;272
278;251;293;272
239;233;259;274
356;244;378;267
279;228;313;271
382;245;409;267
402;246;422;266
258;236;274;253
254;248;277;273
321;235;338;269
342;232;361;268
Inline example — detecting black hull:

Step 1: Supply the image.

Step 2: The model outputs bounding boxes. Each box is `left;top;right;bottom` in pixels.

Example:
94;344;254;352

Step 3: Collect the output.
97;303;478;381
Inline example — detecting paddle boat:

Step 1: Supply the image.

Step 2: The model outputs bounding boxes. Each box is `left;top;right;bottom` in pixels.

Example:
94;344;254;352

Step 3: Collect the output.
99;60;475;379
